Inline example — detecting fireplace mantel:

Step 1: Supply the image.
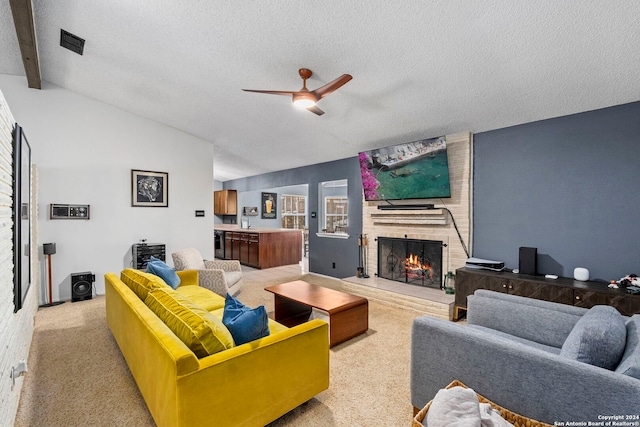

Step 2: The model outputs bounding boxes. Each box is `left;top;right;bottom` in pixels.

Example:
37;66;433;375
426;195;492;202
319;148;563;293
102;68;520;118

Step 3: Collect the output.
370;209;448;226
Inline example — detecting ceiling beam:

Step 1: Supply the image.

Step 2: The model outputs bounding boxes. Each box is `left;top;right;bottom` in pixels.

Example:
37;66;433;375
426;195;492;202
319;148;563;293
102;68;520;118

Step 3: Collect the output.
9;0;41;89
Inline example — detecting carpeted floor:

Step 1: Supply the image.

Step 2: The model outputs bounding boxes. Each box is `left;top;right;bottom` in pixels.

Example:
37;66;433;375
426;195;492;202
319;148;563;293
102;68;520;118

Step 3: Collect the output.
15;273;425;426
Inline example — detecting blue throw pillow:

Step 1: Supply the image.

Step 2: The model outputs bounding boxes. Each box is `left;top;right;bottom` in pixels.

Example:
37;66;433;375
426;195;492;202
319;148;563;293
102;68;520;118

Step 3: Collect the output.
145;256;181;289
222;293;270;345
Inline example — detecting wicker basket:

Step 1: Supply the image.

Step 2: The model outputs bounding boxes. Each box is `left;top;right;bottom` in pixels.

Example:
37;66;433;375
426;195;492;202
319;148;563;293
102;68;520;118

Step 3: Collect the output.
412;380;553;427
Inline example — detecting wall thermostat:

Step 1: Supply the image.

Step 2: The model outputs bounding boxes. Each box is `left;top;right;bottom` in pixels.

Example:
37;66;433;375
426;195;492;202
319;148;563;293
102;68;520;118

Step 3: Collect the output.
50;204;90;220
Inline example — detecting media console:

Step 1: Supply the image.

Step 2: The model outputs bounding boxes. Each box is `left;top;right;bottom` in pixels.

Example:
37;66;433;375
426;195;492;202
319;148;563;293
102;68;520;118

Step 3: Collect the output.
454;267;640;320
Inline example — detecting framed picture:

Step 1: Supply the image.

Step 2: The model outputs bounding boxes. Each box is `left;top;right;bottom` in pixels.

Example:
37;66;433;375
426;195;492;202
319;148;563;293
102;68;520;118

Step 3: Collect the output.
243;206;259;216
261;192;277;219
132;169;168;207
12;124;31;312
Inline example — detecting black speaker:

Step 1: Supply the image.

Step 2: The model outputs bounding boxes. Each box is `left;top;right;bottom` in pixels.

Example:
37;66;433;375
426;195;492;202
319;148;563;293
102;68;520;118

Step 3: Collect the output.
43;243;56;255
519;247;537;276
71;272;94;302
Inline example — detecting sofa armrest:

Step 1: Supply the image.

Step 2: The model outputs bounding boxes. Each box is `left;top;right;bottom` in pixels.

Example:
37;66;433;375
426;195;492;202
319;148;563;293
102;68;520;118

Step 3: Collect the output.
175;319;330;426
197;269;228;296
176;270;198;287
204;259;241;272
411;315;640;424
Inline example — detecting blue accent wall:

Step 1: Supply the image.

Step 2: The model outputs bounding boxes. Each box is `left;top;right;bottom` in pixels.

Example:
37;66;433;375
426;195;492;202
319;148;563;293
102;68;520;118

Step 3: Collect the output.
473;101;640;281
223;157;363;278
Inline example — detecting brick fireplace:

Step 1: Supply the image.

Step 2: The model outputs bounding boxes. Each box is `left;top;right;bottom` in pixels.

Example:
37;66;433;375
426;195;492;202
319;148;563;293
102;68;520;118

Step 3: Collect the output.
361;132;472;286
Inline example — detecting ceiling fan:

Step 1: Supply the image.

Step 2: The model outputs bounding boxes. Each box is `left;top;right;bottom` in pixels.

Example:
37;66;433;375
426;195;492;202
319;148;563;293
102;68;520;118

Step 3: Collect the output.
242;68;352;116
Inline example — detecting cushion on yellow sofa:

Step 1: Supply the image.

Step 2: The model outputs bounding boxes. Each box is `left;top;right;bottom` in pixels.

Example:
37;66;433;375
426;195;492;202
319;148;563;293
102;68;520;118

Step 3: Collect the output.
222;293;270;345
175;285;226;311
210;307;289;335
146;256;181;289
175;269;199;286
121;268;170;301
145;287;235;358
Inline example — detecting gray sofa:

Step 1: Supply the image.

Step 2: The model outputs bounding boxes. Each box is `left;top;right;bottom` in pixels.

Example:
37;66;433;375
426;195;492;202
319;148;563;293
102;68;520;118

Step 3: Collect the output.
411;289;640;424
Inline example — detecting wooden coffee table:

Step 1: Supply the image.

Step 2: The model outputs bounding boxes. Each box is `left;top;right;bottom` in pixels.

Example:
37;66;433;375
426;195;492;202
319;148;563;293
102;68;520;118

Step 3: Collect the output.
264;280;368;347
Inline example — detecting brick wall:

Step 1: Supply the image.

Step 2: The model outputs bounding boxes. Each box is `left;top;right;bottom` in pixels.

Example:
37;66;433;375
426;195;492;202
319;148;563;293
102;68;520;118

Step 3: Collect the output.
362;132;472;279
0;90;38;427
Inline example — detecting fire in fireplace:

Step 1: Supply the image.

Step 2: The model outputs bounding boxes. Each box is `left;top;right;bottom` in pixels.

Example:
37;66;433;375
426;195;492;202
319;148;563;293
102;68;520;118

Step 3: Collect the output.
377;236;443;289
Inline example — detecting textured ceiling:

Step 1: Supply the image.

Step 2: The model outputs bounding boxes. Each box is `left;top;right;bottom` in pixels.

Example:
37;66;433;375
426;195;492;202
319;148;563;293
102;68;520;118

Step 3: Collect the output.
1;1;639;181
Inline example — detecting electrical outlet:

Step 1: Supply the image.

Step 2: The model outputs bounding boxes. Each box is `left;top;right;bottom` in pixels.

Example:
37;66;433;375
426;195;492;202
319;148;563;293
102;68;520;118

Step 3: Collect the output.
16;360;27;373
10;359;28;391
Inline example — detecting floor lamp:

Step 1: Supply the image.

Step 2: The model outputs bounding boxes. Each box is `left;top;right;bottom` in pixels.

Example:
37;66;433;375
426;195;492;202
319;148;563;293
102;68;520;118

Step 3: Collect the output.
40;243;63;308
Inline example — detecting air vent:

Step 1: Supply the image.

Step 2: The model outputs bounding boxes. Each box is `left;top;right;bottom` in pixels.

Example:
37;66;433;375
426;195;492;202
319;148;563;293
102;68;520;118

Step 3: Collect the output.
60;29;85;55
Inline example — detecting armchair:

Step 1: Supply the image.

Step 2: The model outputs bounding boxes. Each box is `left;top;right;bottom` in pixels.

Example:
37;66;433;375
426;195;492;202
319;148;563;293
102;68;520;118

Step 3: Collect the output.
171;248;243;296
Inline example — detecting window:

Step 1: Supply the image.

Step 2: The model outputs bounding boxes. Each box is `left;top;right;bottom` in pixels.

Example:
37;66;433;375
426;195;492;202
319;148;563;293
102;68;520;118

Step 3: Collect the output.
281;194;306;229
324;196;348;233
318;179;349;238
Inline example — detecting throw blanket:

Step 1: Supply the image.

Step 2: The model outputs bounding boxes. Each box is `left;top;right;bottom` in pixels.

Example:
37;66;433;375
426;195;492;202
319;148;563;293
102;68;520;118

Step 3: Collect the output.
425;386;514;427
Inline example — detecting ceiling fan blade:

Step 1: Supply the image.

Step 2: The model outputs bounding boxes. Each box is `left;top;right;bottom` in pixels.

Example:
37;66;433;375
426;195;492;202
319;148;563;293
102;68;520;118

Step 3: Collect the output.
242;89;299;96
307;105;325;116
312;74;353;100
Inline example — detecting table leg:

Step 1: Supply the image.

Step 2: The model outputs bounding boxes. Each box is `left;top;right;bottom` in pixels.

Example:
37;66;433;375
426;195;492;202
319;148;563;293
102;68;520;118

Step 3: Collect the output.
273;295;312;327
328;301;368;347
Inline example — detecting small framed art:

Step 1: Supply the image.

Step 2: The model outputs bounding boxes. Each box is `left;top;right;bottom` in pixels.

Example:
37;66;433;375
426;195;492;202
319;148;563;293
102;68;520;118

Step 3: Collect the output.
243;206;259;216
261;192;277;219
132;169;168;207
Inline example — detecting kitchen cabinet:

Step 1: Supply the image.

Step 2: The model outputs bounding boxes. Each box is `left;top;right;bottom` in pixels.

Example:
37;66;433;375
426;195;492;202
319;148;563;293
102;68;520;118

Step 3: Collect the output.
224;232;238;260
214;190;237;215
246;233;260;268
218;226;301;269
235;233;256;267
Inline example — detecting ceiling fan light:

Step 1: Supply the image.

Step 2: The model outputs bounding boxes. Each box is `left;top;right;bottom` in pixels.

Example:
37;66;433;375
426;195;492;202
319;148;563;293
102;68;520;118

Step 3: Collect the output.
292;94;316;109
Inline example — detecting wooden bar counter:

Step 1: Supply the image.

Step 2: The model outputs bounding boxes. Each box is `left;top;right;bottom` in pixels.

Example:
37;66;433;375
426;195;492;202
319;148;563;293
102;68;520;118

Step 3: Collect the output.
216;225;302;269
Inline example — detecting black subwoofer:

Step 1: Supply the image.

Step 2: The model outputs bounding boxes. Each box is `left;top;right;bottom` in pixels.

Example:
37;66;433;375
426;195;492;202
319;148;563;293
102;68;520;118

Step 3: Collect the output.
518;247;537;276
71;272;94;302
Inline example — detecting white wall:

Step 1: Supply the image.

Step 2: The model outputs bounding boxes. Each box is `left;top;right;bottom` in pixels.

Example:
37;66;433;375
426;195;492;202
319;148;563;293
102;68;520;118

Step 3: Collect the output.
0;74;215;302
0;88;39;427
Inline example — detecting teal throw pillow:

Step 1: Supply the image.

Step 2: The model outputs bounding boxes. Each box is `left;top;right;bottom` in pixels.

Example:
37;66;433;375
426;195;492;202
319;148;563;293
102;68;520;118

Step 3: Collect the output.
222;293;269;345
146;256;180;289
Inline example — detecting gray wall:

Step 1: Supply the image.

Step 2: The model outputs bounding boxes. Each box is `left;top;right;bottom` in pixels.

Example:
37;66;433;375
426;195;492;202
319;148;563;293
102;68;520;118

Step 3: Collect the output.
237;184;308;229
473;101;640;281
224;157;363;278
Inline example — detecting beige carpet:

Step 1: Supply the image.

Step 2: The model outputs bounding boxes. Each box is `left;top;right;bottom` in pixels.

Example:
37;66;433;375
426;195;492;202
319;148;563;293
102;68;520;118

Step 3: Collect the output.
15;273;425;426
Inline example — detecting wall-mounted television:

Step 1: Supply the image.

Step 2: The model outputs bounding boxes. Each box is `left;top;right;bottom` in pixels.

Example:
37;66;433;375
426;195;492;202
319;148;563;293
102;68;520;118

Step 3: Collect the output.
358;136;451;201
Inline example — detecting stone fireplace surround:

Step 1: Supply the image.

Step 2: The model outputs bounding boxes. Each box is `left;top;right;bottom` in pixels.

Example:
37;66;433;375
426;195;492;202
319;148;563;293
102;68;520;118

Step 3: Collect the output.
343;132;472;320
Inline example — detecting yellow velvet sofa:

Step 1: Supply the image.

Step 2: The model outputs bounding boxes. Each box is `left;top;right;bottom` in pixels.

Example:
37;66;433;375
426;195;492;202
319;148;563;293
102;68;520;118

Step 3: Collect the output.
105;268;330;427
